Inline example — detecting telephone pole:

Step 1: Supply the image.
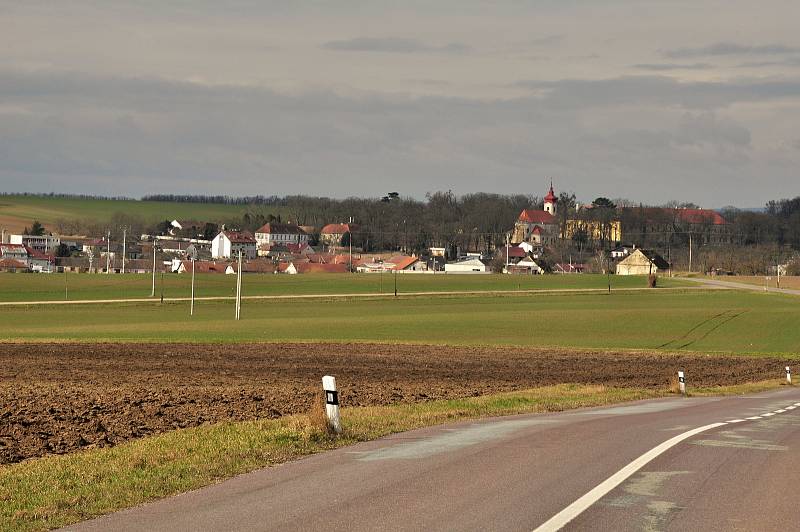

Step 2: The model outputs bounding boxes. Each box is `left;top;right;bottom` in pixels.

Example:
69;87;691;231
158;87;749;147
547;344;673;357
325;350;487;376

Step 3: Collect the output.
122;228;127;274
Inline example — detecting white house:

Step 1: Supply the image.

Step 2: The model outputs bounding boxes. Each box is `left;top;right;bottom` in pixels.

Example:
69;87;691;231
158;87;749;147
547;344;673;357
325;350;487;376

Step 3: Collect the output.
211;231;257;259
254;223;309;256
10;234;60;254
444;257;491;273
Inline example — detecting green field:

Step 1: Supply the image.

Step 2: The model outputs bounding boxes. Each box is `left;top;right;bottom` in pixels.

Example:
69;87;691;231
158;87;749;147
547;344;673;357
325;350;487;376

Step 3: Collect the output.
0;273;686;302
0;194;273;232
2;288;798;355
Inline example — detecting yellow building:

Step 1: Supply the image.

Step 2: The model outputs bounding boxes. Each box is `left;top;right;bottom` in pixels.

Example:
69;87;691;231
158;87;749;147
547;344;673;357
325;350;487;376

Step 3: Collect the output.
564;219;622;243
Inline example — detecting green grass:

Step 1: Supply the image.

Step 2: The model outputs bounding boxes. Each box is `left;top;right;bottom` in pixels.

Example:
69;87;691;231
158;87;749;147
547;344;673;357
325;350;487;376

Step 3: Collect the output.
0;194;278;232
0;273;687;302
2;289;798;355
0;384;667;531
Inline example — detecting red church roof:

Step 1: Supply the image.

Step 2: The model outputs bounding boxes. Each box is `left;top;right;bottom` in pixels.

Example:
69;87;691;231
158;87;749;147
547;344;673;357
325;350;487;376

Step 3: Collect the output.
544;184;557;203
518;209;555;224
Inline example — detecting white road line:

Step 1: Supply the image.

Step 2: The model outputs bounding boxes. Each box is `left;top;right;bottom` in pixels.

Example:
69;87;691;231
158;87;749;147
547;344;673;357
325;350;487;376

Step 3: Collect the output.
786;406;797;410
533;422;726;532
535;403;800;531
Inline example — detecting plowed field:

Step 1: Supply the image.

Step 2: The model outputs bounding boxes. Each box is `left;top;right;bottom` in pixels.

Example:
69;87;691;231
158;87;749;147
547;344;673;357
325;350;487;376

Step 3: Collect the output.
0;342;789;464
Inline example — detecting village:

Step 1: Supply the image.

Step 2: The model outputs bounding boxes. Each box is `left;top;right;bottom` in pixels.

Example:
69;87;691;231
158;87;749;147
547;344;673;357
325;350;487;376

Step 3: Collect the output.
0;184;743;278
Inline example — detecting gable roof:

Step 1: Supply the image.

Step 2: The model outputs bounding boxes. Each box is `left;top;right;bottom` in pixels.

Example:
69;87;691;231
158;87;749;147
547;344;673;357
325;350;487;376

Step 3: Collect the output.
386;255;419;270
292;262;349;274
518;209;555;224
626;207;727;225
0;258;27;269
255;223;307;235
0;244;28;256
637;249;671;269
320;223;356;234
221;231;256;244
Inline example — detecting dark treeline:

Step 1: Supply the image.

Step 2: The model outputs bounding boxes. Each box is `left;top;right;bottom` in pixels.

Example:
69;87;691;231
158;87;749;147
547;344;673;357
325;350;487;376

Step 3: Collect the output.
141;194;284;205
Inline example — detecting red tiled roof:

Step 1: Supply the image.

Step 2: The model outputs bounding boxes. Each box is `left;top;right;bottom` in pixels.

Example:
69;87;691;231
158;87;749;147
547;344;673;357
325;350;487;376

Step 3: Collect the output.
503;246;527;258
531;226;542;234
223;231;256;244
24;246;54;262
630;208;728;225
544;184;557;203
386;255;419;270
518;209;555;224
191;260;233;273
0;258;27;269
292;262;349;274
321;223;356;234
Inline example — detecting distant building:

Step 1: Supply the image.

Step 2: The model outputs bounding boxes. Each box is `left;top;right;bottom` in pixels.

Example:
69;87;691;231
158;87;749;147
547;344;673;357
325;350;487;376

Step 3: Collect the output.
254;223;309;256
444;257;491;273
211;231;257;259
9;234;60;254
511;184;559;246
320;223;358;247
615;249;670;275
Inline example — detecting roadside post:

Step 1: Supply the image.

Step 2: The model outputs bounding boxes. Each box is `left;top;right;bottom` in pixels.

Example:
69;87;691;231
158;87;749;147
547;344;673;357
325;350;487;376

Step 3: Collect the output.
678;370;686;395
322;375;342;434
786;366;792;385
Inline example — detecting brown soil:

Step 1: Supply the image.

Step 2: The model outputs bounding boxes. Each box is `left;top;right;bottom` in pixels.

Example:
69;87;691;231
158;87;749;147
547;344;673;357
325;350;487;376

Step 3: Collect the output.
0;342;790;464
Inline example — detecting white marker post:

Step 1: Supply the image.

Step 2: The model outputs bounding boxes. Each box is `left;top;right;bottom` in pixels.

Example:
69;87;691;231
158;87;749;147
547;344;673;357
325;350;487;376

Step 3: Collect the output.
678;371;686;395
786;366;792;385
322;375;342;434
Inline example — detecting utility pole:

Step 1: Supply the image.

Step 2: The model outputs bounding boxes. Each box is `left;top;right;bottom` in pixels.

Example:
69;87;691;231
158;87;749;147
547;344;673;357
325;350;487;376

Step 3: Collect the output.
349;216;353;273
688;232;693;274
151;245;157;297
190;257;195;316
235;250;242;320
505;233;510;273
122;228;128;273
106;230;111;274
121;228;127;274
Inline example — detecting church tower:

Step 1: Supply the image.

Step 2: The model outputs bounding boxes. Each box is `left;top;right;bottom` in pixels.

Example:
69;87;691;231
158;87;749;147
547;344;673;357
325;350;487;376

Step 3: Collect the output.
543;182;557;216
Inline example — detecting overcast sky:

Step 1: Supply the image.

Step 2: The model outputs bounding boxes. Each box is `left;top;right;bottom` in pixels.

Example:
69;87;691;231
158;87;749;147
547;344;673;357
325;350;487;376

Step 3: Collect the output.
1;1;799;207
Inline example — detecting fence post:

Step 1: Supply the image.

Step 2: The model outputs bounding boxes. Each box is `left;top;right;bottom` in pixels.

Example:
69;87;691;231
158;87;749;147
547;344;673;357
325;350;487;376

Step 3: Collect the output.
678;370;686;395
786;366;792;385
322;375;342;434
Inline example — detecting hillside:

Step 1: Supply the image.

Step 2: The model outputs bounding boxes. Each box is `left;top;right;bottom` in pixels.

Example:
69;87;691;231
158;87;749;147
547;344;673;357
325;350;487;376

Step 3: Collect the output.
0;195;279;233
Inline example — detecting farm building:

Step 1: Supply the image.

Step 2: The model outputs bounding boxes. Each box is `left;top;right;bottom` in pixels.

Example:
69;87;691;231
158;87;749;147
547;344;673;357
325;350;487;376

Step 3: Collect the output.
444;257;491;273
508;258;545;274
615;249;670;275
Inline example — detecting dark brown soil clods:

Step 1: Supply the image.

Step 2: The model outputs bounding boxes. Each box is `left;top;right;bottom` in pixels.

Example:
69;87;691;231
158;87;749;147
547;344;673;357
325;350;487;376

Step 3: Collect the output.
0;342;788;464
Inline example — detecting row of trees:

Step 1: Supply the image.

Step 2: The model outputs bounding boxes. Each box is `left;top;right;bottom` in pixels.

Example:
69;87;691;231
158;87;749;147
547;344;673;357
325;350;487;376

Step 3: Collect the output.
24;192;800;268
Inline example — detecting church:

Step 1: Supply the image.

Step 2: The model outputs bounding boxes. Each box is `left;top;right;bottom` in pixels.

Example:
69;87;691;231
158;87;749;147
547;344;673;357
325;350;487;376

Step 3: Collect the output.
511;183;560;246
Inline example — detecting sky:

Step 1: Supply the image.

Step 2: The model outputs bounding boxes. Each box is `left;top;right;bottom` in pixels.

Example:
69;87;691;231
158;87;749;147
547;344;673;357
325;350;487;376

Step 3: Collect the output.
1;1;799;207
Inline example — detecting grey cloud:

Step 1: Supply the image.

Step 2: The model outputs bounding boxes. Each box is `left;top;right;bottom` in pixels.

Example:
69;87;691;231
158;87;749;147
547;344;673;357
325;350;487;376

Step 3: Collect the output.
0;69;795;206
516;75;800;109
664;42;800;58
322;37;471;54
632;63;713;71
736;57;800;68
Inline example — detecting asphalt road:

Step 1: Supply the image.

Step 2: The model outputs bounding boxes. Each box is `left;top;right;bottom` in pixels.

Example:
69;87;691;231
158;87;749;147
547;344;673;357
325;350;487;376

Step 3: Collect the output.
67;387;800;532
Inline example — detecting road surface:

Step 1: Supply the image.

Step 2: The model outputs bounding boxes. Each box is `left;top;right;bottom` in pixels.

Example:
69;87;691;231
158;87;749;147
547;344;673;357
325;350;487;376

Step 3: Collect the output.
67;387;800;531
683;276;800;296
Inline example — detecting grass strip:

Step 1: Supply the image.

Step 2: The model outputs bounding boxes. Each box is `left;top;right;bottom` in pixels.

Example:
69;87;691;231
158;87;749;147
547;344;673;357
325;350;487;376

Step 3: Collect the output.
0;381;783;531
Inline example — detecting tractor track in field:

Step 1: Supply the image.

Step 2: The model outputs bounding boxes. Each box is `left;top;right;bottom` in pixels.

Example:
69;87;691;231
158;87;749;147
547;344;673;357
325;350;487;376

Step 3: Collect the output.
0;342;791;464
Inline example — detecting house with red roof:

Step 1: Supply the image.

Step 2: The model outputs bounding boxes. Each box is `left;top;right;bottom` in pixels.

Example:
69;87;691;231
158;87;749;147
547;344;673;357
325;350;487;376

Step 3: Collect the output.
0;258;28;272
320;223;358;247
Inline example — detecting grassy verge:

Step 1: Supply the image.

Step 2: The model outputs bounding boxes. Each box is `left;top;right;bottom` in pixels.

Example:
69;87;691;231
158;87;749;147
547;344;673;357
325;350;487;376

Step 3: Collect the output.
0;381;783;531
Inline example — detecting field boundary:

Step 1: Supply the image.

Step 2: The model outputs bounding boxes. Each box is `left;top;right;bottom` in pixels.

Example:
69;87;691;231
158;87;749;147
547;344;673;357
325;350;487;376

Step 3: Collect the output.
0;284;720;307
